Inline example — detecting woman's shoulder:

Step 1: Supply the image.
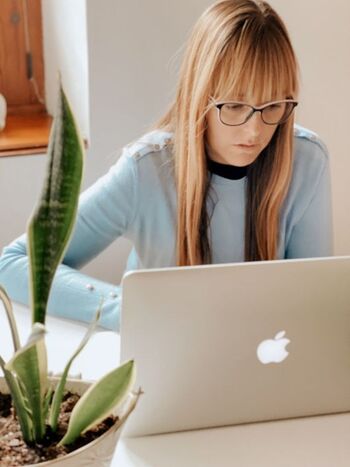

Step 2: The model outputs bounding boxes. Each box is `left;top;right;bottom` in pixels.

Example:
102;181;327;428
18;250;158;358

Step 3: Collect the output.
293;124;329;168
123;129;174;162
287;124;331;209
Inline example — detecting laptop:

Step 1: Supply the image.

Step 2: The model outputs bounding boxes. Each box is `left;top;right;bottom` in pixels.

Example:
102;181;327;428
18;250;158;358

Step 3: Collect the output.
119;255;350;437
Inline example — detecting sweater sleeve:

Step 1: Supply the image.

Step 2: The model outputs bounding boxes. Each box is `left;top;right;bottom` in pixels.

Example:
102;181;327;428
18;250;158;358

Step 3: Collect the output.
0;150;138;332
285;148;333;259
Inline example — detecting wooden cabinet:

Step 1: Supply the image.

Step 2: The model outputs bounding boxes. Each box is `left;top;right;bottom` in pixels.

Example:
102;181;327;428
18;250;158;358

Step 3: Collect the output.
0;0;46;115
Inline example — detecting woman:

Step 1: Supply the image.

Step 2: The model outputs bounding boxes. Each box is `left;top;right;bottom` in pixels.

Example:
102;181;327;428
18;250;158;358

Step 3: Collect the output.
0;0;333;330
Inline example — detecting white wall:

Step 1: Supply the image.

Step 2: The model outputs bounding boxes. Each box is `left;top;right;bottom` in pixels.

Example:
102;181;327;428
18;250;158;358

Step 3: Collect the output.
1;0;349;285
269;0;350;257
41;0;90;140
0;155;46;239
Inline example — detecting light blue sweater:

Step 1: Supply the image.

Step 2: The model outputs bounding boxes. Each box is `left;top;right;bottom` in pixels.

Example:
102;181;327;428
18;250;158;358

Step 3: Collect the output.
0;125;333;331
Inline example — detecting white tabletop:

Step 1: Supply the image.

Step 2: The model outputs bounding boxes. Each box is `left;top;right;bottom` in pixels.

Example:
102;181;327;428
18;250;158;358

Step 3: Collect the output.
1;302;350;467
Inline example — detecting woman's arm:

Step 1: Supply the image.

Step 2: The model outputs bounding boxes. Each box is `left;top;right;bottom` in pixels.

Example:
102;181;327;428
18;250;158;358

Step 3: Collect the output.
0;150;138;332
285;147;333;259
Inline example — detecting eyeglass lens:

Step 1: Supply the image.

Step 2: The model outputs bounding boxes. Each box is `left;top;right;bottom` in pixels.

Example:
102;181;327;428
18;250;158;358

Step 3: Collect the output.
220;102;295;125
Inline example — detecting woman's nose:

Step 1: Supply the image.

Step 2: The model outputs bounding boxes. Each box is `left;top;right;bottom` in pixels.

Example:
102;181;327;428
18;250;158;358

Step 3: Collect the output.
243;111;263;140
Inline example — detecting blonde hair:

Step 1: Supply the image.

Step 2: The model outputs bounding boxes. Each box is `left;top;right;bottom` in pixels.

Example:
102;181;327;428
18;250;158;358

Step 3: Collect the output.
156;0;299;265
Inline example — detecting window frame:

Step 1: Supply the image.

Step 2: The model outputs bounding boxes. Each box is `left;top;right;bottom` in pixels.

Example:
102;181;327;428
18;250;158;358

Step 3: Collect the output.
0;0;51;157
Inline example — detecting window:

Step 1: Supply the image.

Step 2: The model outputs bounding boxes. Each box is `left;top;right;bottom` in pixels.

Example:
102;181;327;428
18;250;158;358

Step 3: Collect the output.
0;0;52;157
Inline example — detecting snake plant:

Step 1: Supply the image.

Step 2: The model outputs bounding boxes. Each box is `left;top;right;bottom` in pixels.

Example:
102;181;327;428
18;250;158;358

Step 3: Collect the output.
0;84;137;446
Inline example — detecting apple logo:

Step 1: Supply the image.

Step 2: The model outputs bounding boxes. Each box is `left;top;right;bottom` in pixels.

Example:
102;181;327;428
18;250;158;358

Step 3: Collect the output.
257;331;290;364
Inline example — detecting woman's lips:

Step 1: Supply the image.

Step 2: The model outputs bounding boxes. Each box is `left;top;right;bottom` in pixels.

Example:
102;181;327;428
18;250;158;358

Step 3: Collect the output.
235;144;258;149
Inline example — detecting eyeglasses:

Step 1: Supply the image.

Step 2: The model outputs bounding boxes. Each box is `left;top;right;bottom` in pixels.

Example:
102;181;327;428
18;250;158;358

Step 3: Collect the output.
210;97;298;126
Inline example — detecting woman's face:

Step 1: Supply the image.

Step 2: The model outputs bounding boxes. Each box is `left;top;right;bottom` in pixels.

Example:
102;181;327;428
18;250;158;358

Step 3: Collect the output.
205;98;279;167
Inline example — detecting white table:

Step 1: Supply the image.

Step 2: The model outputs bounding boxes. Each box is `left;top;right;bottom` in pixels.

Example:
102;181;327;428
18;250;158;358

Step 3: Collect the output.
1;302;350;467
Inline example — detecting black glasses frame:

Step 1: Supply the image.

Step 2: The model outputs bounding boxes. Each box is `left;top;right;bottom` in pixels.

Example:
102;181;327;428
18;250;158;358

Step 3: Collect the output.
210;98;299;126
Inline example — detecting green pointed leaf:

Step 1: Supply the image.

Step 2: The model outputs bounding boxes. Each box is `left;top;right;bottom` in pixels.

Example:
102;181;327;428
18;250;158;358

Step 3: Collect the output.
0;356;33;442
0;287;30;437
49;304;102;431
3;368;34;442
60;360;136;446
43;385;54;422
0;285;20;351
28;84;84;324
5;323;48;441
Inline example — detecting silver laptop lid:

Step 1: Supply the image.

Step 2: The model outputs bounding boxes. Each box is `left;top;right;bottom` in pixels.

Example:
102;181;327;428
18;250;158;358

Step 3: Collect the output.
120;256;350;437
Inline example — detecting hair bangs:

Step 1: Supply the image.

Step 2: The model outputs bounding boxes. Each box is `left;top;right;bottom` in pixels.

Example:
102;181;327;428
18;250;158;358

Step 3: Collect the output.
210;21;298;105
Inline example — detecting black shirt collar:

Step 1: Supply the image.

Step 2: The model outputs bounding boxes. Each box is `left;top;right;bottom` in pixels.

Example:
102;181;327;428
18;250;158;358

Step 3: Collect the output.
207;158;252;180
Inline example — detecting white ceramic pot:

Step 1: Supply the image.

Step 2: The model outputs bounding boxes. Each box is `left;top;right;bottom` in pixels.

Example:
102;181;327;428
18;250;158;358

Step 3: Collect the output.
0;376;139;467
0;93;7;131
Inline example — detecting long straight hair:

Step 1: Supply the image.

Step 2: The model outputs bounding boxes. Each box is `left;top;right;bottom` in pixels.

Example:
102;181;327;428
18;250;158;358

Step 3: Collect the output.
155;0;299;265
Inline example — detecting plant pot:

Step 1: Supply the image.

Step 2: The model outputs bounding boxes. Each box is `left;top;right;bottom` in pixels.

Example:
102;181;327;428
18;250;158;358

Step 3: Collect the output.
0;376;139;467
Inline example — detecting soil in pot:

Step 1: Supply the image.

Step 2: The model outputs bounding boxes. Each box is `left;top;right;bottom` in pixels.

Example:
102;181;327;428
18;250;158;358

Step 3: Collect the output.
0;391;117;466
